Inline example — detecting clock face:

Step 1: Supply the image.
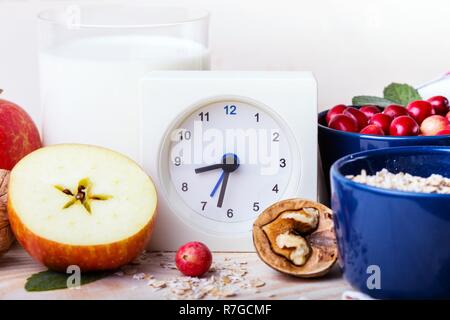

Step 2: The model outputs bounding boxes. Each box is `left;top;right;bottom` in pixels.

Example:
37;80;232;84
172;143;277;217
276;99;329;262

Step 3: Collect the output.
167;99;293;224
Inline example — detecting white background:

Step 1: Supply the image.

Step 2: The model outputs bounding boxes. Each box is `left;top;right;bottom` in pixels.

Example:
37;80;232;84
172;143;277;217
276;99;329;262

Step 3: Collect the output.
0;0;449;125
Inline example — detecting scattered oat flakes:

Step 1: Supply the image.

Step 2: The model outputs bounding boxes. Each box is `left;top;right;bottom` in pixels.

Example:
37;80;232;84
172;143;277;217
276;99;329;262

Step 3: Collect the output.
121;254;266;300
132;273;147;280
251;279;266;288
150;280;167;289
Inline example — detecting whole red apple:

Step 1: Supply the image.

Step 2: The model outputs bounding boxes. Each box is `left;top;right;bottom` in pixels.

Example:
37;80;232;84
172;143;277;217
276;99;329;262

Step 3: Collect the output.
369;113;392;135
360;124;384;135
0;94;41;170
420;115;449;136
427;96;449;116
326;104;347;124
343;107;368;130
407;100;433;125
176;241;212;277
359;105;381;119
389;116;420;136
383;105;408;119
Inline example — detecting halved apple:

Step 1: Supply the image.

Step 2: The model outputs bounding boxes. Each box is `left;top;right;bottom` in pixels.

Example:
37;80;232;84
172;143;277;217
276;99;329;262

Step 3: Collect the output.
7;144;157;272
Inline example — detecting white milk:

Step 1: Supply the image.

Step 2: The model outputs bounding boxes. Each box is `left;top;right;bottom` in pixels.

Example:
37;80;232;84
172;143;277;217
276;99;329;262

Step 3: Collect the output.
40;35;209;161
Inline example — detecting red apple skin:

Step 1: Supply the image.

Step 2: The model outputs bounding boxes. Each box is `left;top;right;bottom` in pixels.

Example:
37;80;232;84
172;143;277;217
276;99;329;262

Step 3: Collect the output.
359;105;381;119
420;115;449;136
369;113;392;135
407;100;433;125
175;242;212;277
0;99;42;170
343;107;368;130
383;105;408;119
328;114;358;132
360;124;384;135
326;104;347;124
389;116;420;136
7;198;157;272
427;96;449;116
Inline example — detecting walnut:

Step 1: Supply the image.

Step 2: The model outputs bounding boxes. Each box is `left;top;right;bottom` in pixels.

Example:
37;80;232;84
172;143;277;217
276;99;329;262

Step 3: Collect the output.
0;170;13;257
253;198;337;278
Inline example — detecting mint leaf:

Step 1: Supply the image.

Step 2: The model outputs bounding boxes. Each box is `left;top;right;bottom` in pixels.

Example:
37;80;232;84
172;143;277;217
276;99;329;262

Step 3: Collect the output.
383;83;422;106
352;96;396;107
25;269;111;292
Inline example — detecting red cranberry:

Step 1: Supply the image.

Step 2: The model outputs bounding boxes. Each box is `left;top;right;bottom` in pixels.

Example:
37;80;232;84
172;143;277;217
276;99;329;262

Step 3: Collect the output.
343;107;368;130
326;104;347;124
389;116;420;136
328;114;358;132
406;100;433;125
420;115;449;136
360;124;384;135
175;242;212;277
436;127;450;135
369;113;392;135
446;110;450;122
427;96;449;116
359;105;381;120
383;105;408;118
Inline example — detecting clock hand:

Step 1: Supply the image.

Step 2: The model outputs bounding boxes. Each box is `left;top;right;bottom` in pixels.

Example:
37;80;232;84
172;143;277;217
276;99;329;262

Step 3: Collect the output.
217;171;230;208
195;163;223;174
216;153;240;208
210;171;225;197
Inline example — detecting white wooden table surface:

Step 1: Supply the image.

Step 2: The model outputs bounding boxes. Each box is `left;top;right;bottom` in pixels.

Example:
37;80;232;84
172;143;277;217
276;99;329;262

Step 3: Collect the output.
0;244;352;300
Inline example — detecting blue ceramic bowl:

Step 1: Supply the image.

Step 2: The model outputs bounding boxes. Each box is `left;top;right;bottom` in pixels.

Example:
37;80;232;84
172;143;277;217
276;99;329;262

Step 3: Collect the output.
318;109;450;203
331;146;450;299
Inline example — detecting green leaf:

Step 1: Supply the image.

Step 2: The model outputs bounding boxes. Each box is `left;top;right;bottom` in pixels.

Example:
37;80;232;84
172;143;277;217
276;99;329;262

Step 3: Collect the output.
383;83;422;106
352;96;396;107
25;269;111;292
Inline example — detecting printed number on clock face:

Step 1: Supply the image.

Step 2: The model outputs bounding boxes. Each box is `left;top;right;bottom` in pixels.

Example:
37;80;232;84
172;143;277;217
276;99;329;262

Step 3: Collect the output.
168;100;293;223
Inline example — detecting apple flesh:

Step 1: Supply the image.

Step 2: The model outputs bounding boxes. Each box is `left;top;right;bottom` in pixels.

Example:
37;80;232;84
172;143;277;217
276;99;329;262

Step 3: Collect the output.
7;144;157;272
0;97;41;170
175;241;212;277
420;115;449;136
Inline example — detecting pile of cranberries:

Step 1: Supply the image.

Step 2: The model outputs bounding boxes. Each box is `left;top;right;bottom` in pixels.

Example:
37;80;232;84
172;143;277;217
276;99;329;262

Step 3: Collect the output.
325;96;450;136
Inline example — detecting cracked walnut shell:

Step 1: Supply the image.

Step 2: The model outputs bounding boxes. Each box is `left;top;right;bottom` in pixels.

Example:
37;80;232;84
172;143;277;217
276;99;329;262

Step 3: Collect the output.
0;170;13;257
253;198;337;278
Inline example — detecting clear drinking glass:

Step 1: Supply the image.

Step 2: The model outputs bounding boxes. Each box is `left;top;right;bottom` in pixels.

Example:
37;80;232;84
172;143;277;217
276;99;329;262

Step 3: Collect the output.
38;5;210;161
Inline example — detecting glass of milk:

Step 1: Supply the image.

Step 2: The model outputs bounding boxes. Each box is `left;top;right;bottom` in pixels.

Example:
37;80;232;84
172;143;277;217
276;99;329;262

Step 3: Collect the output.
38;5;209;161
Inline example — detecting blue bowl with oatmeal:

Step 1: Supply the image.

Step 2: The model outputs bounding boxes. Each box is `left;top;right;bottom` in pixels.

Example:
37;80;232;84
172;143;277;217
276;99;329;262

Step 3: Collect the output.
330;146;450;299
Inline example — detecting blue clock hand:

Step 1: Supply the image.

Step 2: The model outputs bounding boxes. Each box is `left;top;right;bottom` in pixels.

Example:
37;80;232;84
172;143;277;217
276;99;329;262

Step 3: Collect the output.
210;171;225;197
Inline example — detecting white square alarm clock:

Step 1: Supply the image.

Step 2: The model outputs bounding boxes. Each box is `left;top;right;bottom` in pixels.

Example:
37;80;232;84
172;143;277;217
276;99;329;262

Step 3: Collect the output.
139;71;317;251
